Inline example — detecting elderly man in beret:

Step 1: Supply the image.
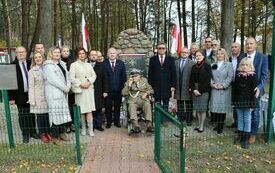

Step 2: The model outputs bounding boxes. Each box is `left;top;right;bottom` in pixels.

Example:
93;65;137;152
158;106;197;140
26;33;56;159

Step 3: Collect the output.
122;69;154;133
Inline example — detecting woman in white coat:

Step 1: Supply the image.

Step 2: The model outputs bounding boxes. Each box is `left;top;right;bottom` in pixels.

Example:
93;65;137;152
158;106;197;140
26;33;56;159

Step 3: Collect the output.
209;48;234;134
28;51;50;143
43;47;71;145
70;48;96;136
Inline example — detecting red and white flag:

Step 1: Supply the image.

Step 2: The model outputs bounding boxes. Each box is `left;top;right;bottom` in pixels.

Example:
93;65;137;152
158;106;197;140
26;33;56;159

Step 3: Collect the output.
81;13;89;51
170;22;182;56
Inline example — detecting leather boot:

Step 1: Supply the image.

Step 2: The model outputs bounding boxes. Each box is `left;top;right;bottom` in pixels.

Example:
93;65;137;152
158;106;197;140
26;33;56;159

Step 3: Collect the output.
233;131;242;145
242;132;249;149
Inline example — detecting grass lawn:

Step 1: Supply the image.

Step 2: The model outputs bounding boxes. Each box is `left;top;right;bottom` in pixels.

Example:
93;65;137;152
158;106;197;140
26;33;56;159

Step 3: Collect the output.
0;143;86;173
185;135;275;173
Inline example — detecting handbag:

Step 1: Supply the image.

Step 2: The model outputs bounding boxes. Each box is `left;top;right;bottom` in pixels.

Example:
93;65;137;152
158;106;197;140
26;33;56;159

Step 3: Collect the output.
168;91;177;115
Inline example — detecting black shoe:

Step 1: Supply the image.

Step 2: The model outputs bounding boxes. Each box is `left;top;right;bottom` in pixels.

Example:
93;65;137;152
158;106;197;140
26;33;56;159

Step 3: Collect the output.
96;127;105;131
106;124;111;129
213;126;218;131
194;127;199;131
114;123;122;128
133;126;141;133
23;136;29;143
30;133;39;139
146;126;154;133
198;129;204;133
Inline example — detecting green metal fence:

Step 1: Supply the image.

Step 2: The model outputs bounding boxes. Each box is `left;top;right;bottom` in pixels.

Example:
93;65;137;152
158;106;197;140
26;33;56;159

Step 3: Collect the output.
154;104;185;173
0;98;82;172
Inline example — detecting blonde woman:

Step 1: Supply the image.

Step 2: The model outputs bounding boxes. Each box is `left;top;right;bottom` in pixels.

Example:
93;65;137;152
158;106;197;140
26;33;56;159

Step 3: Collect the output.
70;48;97;137
233;58;258;149
28;51;51;143
209;48;234;134
43;47;72;145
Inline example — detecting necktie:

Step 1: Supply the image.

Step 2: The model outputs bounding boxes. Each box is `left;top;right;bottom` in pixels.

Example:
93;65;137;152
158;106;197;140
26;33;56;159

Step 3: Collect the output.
111;61;115;72
160;56;164;67
180;58;185;72
22;62;29;86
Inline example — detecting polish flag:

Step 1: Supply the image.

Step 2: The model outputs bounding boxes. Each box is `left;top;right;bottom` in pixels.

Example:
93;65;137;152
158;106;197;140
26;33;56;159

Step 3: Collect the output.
170;22;182;55
81;13;89;51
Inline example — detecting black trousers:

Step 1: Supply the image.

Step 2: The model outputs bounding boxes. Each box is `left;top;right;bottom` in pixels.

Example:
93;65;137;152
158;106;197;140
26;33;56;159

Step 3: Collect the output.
17;104;36;137
155;98;169;112
68;93;75;124
105;91;122;125
93;108;103;128
36;113;50;135
177;100;193;125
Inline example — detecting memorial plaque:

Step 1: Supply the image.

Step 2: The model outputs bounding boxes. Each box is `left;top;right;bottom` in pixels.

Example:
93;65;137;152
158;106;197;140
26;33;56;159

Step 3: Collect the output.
0;65;18;89
118;54;147;78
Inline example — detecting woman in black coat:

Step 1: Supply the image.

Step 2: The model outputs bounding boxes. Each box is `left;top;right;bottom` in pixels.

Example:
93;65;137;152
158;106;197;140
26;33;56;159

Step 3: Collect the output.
190;49;212;133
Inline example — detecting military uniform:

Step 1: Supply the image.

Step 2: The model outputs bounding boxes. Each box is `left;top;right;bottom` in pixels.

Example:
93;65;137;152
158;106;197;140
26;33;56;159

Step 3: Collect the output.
122;77;154;122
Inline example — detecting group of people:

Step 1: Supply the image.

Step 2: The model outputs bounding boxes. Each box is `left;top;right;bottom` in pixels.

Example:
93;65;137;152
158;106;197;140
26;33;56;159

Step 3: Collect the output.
161;36;268;149
8;35;268;150
8;43;129;145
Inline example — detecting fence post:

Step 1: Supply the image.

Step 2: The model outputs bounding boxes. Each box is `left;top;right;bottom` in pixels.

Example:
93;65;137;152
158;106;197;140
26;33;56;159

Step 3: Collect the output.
154;104;161;162
2;90;15;148
73;104;82;165
180;124;185;173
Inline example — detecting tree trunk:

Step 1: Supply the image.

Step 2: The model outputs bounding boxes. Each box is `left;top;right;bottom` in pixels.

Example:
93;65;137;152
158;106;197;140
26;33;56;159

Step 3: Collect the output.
191;0;196;42
163;0;167;43
250;0;257;37
240;0;245;53
39;0;53;51
60;0;63;46
28;0;41;57
262;0;268;54
21;0;29;49
206;0;211;36
182;0;188;47
220;0;235;54
134;0;139;30
72;0;76;51
1;0;12;54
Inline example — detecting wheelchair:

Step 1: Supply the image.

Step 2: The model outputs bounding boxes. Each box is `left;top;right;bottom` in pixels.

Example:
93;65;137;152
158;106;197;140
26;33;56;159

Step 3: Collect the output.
121;95;155;135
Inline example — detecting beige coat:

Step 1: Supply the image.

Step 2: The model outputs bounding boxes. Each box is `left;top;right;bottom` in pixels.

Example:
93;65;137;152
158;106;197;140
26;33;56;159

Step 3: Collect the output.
28;65;48;114
70;60;97;113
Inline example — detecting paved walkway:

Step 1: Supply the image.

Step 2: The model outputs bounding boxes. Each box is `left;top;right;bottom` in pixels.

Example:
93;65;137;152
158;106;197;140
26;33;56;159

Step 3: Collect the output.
79;127;160;173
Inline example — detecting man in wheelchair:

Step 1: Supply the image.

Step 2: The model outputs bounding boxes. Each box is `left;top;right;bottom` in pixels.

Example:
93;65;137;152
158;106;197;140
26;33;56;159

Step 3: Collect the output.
122;69;154;133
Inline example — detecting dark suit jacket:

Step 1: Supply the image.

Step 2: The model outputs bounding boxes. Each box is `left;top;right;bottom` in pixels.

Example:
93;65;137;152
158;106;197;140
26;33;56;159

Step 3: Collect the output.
103;59;126;92
148;55;176;99
8;57;31;105
240;52;269;94
93;62;108;109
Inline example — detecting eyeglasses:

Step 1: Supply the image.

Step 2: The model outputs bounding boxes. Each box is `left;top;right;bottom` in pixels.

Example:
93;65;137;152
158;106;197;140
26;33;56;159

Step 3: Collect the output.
212;44;217;46
182;52;189;53
157;47;166;50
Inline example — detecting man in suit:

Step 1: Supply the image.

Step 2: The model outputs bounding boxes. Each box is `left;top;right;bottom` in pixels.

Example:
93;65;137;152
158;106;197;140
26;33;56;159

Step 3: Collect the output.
148;42;176;111
189;43;198;62
9;46;38;143
89;50;108;131
203;37;215;64
103;47;126;128
229;42;243;129
175;47;196;125
243;37;268;144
